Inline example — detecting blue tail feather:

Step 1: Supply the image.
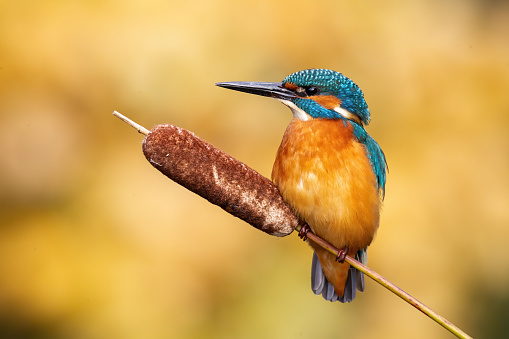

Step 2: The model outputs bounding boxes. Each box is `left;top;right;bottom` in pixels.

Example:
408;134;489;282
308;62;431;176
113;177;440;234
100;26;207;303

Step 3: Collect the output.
311;249;366;303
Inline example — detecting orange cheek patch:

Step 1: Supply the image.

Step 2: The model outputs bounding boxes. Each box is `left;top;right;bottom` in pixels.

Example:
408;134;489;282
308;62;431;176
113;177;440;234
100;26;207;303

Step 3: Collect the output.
309;95;342;110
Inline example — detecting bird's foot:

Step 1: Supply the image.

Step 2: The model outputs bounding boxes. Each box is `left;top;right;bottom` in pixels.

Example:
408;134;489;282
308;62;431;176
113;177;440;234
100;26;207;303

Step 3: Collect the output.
298;224;311;241
336;247;349;263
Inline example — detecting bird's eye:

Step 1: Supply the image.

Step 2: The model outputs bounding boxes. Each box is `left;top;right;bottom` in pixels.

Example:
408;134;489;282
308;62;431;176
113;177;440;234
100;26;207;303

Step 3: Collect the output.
305;86;318;96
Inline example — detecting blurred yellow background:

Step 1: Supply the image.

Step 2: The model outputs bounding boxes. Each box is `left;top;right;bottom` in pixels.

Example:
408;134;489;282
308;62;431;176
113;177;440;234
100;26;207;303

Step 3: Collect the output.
1;1;508;338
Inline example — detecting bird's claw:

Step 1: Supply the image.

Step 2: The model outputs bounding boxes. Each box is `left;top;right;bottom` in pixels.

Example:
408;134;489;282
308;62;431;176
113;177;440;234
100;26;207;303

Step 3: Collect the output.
336;247;349;263
298;224;311;241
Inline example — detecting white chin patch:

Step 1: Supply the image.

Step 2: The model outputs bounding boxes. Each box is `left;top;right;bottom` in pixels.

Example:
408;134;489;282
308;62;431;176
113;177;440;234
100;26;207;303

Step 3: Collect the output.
278;99;311;121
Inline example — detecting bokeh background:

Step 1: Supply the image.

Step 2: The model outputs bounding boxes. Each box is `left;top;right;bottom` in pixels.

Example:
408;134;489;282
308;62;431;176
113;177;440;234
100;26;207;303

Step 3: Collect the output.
1;1;508;338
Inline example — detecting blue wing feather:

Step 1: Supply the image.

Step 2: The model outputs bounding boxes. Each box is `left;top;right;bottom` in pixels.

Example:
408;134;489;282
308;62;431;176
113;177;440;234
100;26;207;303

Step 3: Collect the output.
350;122;387;196
364;133;387;196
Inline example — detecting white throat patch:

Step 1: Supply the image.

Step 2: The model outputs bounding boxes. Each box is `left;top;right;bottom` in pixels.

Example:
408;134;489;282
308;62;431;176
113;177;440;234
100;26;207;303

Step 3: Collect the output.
278;99;311;121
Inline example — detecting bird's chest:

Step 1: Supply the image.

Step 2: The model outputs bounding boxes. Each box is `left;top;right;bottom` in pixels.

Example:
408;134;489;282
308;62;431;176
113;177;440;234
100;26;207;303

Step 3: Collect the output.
271;118;380;248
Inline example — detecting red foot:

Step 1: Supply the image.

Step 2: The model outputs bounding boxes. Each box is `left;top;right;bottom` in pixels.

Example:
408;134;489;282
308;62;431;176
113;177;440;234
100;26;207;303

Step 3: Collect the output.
298;224;311;241
336;247;349;263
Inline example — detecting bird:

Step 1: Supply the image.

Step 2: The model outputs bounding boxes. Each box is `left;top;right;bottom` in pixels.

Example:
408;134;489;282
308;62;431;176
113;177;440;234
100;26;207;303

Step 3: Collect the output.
216;69;387;302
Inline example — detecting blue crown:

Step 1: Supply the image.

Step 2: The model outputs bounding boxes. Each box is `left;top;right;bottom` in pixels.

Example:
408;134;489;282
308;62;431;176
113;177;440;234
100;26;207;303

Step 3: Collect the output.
282;69;370;125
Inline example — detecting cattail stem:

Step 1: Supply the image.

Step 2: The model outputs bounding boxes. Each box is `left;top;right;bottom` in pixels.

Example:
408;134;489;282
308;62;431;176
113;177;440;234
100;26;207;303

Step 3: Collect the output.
113;111;150;135
113;111;472;339
295;224;472;339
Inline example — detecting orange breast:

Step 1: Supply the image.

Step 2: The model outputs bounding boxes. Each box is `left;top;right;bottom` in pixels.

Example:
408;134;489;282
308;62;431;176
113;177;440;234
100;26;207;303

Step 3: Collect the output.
271;118;381;251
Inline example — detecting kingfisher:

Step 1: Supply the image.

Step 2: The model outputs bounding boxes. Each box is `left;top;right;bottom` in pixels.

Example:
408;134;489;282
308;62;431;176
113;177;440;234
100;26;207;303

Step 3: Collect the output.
216;69;387;302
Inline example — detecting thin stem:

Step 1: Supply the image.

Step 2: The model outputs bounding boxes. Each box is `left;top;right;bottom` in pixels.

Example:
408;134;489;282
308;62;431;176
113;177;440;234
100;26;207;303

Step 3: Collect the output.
295;224;472;339
112;111;150;135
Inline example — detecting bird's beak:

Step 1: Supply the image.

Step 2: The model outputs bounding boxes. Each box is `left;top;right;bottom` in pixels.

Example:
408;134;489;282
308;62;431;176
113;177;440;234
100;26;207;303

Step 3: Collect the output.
215;81;297;101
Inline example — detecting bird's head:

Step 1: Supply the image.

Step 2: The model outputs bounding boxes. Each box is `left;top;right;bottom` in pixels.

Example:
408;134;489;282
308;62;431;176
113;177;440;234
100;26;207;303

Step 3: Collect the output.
216;69;370;125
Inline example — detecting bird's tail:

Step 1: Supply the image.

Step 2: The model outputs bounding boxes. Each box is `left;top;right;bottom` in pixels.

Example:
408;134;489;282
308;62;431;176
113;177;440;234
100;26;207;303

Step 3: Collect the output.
311;249;366;303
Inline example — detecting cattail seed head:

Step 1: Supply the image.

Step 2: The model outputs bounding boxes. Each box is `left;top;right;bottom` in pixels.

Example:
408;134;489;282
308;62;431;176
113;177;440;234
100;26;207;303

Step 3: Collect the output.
142;124;298;236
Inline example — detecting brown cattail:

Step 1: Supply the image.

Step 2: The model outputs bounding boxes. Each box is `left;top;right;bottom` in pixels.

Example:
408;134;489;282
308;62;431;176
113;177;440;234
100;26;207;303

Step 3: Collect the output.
142;124;298;236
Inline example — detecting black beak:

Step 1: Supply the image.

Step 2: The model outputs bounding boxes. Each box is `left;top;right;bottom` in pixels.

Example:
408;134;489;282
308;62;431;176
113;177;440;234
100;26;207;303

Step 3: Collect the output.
215;81;297;101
